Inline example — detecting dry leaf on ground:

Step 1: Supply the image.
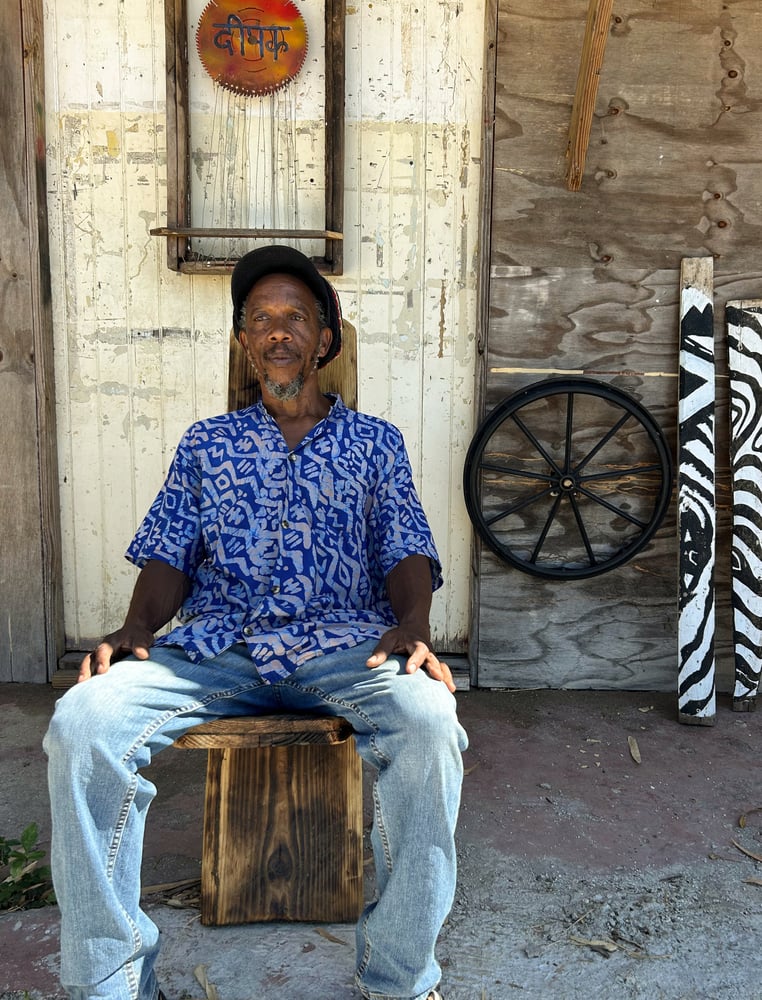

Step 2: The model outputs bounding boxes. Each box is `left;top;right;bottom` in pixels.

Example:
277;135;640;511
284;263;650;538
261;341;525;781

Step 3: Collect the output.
316;927;350;945
731;839;762;864
194;964;220;1000
738;806;762;829
570;934;618;956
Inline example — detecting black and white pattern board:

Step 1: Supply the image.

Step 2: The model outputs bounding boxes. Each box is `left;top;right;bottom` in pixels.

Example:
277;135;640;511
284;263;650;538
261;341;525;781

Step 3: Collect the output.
677;257;716;725
727;300;762;713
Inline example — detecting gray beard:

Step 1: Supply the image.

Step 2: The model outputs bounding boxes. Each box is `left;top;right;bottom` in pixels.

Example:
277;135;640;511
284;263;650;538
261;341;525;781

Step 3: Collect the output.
261;370;306;401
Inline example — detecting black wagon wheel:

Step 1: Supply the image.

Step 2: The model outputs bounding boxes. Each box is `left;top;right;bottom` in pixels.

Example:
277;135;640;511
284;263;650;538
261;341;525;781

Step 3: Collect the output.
463;378;673;580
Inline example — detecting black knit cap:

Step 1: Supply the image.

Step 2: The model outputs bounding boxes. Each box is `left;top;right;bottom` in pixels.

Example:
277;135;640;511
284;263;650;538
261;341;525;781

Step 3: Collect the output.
231;245;342;368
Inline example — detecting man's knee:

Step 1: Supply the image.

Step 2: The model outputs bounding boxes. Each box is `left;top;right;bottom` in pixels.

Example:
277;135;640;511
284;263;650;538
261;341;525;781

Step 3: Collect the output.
391;678;467;754
44;680;121;762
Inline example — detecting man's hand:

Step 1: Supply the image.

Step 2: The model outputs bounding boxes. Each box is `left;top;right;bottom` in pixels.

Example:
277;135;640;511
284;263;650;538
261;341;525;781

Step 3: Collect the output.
367;628;456;693
78;626;155;682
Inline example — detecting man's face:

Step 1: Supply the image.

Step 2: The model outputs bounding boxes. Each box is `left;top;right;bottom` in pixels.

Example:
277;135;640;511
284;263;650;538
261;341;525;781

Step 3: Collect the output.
238;273;332;401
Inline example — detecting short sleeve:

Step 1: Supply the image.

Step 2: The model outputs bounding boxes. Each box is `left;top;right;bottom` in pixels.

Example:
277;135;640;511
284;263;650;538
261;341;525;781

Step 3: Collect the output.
126;430;205;575
368;426;443;591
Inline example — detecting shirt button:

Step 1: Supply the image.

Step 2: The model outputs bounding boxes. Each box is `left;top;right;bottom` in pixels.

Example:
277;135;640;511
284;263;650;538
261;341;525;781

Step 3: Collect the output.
281;519;289;528
272;584;280;594
243;626;253;636
289;453;296;462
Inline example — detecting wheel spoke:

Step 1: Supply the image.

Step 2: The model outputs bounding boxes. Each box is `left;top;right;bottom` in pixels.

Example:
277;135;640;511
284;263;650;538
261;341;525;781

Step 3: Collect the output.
580;462;664;484
569;495;598;565
564;392;575;475
479;458;553;484
576;486;649;529
529;494;562;564
573;411;632;474
484;485;555;527
511;412;564;476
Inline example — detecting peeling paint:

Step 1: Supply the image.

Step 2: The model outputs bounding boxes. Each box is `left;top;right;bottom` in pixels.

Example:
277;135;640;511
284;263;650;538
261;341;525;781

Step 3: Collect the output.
438;280;447;358
129;328;194;341
106;129;119;158
47;0;486;651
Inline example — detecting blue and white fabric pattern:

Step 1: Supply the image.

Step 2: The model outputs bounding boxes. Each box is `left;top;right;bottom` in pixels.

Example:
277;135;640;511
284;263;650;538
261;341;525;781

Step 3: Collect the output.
126;395;442;682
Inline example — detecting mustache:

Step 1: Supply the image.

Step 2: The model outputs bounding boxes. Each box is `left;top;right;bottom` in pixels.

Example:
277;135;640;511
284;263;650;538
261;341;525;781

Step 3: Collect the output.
262;347;322;367
263;346;299;360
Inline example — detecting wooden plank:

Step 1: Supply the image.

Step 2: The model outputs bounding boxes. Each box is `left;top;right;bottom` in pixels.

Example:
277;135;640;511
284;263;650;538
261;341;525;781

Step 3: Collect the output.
727;300;762;712
490;0;762;271
200;740;363;924
565;0;615;191
477;544;679;691
677;258;716;724
22;0;64;677
324;0;345;274
174;714;353;749
0;0;62;681
468;0;501;684
163;0;189;271
151;227;344;241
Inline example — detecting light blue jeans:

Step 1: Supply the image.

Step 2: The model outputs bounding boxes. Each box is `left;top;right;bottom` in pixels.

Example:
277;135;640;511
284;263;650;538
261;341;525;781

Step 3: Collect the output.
43;640;467;1000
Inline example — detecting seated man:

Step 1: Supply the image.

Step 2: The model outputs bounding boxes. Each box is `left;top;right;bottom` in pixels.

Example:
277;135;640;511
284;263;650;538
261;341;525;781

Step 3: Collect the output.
44;245;468;1000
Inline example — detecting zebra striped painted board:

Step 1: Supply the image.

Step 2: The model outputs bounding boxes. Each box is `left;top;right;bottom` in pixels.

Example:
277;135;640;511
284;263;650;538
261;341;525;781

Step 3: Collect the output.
727;300;762;713
677;257;716;725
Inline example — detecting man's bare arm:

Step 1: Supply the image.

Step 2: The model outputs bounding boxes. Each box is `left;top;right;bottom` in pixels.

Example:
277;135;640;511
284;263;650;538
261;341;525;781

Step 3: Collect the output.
79;559;192;681
366;554;455;692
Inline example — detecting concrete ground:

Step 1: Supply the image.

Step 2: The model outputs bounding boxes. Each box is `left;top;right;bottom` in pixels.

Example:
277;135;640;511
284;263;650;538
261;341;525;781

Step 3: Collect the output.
1;682;761;1000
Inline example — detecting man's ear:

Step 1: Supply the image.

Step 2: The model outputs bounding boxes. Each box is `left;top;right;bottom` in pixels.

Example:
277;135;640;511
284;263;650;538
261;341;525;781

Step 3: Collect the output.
238;329;255;365
319;326;332;358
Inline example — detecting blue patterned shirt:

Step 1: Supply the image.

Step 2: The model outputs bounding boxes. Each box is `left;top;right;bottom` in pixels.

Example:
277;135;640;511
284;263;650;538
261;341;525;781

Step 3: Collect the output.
126;395;442;682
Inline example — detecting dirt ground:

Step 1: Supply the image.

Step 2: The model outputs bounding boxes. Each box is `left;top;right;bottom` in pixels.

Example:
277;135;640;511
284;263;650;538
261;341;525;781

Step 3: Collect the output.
1;684;761;1000
443;688;762;999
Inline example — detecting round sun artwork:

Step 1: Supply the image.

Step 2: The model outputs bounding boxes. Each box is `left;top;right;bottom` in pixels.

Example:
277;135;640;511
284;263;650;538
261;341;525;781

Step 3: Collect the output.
196;0;309;97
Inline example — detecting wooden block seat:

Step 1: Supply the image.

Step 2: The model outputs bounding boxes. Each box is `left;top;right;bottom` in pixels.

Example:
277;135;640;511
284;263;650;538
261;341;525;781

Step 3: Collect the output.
174;713;363;925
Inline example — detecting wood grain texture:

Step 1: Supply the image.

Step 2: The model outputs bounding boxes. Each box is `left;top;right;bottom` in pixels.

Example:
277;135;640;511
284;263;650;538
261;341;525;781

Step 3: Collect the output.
566;0;615;190
491;0;762;271
200;740;363;924
476;0;762;689
0;0;62;681
163;0;188;271
174;714;354;749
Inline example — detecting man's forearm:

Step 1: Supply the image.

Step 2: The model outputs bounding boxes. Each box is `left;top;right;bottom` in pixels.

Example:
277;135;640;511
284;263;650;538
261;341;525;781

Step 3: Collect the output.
123;559;192;634
385;554;434;642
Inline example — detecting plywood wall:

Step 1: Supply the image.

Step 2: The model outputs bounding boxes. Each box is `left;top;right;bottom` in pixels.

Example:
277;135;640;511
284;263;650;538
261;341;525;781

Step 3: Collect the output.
475;0;762;689
44;0;484;654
